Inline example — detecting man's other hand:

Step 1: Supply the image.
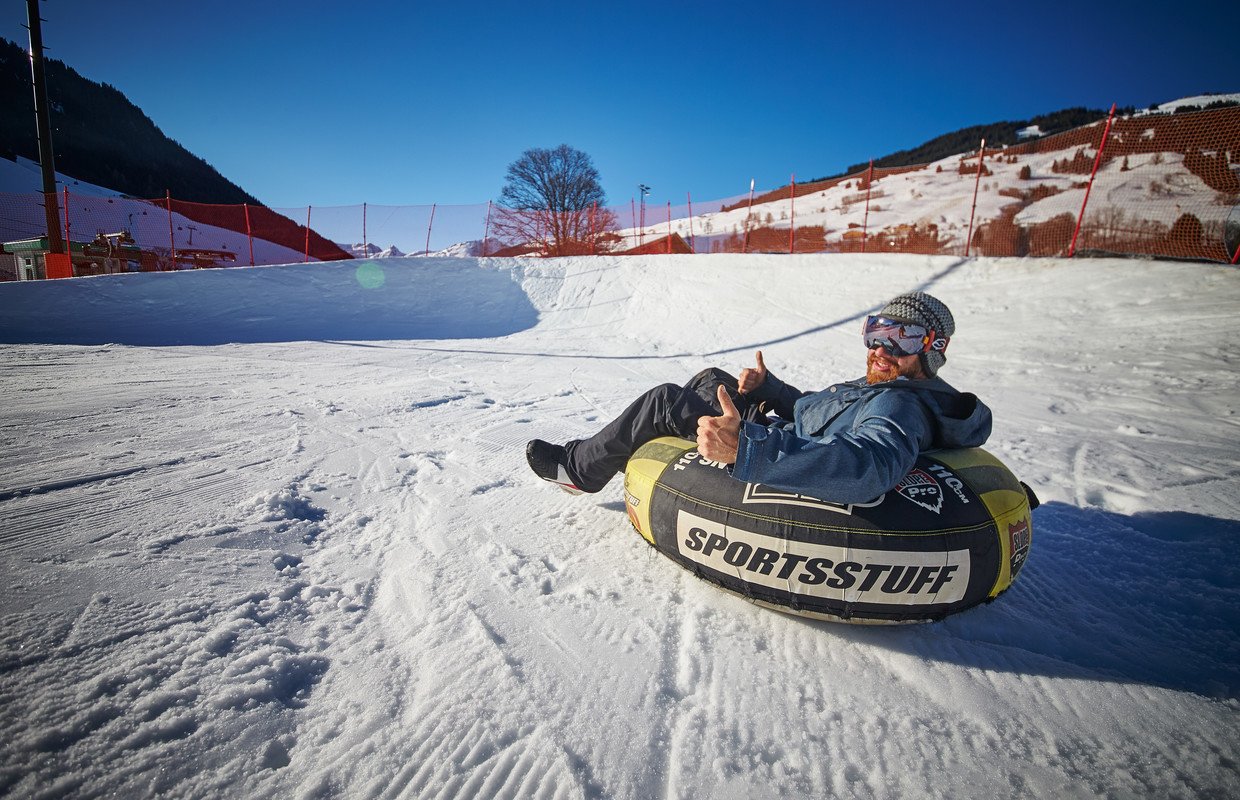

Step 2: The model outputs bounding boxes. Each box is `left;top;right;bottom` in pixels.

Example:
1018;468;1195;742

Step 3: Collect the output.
738;350;768;394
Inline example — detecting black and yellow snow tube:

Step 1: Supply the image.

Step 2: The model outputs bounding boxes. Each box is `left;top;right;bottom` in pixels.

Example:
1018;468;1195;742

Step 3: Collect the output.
623;437;1037;624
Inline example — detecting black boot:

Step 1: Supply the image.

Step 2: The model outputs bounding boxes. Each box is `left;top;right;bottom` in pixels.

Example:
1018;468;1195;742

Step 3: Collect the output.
526;439;589;494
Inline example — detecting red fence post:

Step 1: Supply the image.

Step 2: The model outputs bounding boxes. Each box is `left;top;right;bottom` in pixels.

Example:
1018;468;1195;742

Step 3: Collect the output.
686;192;695;254
589;201;597;255
166;190;176;270
743;178;755;254
639;192;646;245
965;138;986;256
482;200;492;256
362;202;368;258
630;198;637;249
243;203;255;266
304;206;312;263
789;173;796;254
862;161;874;254
666;201;672;254
61;186;70;247
1068;103;1117;257
425;203;436;256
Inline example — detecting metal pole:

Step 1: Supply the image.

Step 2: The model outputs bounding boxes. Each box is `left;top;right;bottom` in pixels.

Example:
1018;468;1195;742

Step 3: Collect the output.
1068;103;1117;257
965;138;986;256
26;0;63;254
304;206;311;262
425;203;436;256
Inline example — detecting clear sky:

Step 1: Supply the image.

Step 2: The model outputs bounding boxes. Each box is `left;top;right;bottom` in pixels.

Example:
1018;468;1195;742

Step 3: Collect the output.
6;0;1238;211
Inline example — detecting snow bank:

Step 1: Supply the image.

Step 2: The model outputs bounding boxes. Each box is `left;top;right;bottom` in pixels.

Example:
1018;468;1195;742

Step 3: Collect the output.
0;258;538;345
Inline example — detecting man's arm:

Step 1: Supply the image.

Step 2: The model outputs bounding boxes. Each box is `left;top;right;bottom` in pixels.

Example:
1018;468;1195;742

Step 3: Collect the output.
738;351;804;421
730;397;933;503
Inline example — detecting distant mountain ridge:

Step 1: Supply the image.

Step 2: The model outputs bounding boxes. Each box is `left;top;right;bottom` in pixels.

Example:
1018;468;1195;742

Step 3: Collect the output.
825;107;1115;180
0;37;258;205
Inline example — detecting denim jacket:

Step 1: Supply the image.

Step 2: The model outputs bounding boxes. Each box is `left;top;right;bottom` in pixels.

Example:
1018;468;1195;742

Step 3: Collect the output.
731;371;993;503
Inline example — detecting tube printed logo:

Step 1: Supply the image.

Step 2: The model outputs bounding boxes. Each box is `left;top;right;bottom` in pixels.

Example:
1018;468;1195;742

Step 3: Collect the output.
676;510;969;606
1008;518;1031;577
895;469;943;514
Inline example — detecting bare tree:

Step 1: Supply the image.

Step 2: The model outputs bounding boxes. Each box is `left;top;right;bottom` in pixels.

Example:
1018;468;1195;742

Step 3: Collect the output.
491;145;618;256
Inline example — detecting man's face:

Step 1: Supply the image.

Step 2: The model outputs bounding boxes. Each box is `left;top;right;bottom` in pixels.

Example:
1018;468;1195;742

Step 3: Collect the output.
865;346;926;384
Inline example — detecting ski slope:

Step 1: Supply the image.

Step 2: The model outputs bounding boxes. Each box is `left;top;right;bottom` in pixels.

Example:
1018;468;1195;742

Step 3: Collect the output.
1;253;1238;799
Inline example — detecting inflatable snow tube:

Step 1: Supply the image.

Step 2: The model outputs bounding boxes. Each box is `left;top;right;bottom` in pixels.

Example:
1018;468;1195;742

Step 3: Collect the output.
623;437;1037;624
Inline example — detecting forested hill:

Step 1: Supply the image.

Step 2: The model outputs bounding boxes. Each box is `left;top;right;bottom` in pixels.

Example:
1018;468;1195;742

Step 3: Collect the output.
0;37;258;205
821;107;1118;180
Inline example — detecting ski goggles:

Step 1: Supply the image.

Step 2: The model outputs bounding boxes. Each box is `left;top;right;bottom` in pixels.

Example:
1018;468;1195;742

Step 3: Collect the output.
862;315;948;357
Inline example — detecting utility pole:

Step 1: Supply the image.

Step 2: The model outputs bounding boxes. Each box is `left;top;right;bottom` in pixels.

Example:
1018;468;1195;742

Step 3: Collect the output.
26;0;64;254
638;184;650;245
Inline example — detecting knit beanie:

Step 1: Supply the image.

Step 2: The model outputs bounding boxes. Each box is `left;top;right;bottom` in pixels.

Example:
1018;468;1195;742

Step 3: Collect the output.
878;291;955;376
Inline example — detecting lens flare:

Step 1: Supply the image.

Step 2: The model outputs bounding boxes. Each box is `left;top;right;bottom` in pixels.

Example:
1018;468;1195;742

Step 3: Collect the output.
355;261;385;289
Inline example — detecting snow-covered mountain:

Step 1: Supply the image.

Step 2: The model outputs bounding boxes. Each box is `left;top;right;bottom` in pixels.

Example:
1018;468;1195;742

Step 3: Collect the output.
339;242;406;259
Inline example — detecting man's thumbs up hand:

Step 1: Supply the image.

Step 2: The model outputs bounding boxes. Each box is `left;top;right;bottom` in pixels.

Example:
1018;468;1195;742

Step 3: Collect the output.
738;350;768;394
696;385;741;464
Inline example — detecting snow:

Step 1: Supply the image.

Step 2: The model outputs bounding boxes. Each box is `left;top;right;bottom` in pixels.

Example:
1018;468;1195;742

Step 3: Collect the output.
1147;93;1240;114
2;251;1239;798
0;157;310;266
613;141;1234;257
0;155;125;198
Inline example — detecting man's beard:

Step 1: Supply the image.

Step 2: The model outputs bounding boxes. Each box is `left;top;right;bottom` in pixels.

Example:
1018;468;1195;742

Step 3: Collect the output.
866;350;923;384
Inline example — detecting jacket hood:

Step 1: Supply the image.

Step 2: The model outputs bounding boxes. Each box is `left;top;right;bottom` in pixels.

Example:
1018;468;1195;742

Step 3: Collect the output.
850;375;993;449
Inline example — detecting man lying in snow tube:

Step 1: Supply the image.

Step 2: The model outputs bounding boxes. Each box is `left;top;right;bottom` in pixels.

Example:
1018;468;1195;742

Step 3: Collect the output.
527;291;1037;622
622;436;1037;623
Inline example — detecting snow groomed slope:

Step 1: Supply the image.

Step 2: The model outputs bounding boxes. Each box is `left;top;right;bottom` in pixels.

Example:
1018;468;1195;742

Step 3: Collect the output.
1;253;1237;798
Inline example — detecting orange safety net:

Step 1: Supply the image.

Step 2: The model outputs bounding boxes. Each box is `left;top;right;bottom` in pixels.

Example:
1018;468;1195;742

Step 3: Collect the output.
2;105;1236;278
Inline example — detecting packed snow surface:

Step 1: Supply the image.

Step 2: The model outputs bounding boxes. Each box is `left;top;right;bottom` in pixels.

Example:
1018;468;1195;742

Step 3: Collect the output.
1;253;1238;799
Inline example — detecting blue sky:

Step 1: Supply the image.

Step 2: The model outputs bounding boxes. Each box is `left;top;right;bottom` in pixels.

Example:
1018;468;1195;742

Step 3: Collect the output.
7;0;1238;211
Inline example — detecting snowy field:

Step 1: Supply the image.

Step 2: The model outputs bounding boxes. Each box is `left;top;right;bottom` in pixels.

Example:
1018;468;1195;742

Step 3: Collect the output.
1;253;1238;799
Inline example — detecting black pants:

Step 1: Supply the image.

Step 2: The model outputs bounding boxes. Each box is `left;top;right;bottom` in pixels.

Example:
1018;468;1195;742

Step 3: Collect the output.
564;368;769;492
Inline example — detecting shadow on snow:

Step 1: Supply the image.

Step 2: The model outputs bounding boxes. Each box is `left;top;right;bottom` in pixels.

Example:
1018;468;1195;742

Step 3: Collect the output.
821;501;1240;700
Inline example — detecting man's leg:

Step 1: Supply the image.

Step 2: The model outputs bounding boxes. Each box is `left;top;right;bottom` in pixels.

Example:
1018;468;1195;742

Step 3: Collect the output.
556;368;762;492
